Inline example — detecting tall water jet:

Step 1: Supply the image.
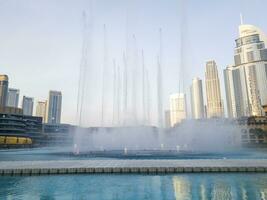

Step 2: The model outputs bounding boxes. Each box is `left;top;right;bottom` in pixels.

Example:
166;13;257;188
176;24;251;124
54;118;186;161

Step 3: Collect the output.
132;34;138;125
157;28;163;128
76;10;93;127
101;24;108;126
117;64;121;125
123;52;128;126
112;59;117;126
141;50;146;124
178;0;186;94
145;69;151;125
75;9;94;151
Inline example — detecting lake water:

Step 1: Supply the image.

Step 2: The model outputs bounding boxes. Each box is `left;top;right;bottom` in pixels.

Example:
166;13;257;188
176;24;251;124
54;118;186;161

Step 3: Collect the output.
1;147;267;161
1;173;267;200
1;147;267;199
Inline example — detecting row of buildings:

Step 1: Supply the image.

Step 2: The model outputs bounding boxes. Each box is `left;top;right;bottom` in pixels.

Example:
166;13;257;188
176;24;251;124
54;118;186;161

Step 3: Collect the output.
0;75;62;124
0;75;68;147
167;23;267;127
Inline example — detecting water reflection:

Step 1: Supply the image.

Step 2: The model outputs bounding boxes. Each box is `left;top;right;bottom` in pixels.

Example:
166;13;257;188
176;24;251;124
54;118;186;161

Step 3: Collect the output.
1;174;267;199
172;174;267;200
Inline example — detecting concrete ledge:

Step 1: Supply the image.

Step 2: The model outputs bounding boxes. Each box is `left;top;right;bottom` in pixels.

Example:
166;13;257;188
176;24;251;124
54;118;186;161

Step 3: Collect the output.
1;159;267;175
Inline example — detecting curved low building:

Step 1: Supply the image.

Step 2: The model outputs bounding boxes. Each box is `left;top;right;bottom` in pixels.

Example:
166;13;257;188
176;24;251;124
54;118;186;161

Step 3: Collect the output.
0;107;44;148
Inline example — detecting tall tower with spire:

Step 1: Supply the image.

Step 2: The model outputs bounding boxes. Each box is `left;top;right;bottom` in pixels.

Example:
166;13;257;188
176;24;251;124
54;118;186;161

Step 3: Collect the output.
224;23;267;117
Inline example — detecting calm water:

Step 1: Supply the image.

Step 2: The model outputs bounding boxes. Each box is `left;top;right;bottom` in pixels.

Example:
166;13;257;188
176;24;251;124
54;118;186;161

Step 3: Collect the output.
1;147;267;161
1;173;267;200
1;148;267;199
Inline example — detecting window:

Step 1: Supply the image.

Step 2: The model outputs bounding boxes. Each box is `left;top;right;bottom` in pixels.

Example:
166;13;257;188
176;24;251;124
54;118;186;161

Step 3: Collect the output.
247;51;254;62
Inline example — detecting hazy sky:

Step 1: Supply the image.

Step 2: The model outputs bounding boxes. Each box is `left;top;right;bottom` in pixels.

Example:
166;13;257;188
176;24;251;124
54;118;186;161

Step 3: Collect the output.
1;0;267;126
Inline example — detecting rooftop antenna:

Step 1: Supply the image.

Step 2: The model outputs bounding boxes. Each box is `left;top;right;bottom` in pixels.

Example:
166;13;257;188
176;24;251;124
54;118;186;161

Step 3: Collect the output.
240;13;244;25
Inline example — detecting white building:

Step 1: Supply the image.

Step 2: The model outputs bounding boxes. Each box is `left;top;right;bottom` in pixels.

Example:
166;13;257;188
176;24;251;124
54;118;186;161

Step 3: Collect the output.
169;93;187;127
205;60;224;118
36;100;47;123
224;24;267;117
190;77;205;119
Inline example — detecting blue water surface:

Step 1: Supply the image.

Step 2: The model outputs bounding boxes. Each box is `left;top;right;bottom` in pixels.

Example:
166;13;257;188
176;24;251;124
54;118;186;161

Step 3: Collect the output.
1;147;267;161
0;173;267;200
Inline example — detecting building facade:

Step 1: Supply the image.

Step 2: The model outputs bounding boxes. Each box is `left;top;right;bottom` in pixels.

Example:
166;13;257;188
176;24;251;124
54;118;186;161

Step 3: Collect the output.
224;24;267;118
169;93;187;127
47;91;62;124
190;77;205;119
205;60;224;118
0;75;9;107
0;107;44;147
36;100;47;123
7;88;19;108
22;96;34;116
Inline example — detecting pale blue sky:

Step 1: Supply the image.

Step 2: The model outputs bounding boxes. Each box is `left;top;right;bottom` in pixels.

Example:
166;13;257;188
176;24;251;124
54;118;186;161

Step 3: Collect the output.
1;0;267;125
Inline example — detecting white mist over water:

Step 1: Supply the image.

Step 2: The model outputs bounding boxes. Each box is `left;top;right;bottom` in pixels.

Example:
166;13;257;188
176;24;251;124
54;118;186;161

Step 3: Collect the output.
74;119;241;153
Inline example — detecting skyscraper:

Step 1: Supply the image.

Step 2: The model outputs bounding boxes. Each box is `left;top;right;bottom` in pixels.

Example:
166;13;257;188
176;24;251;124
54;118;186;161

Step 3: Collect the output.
224;24;267;117
224;65;246;118
36;100;47;123
22;96;34;116
47;90;62;124
7;88;19;108
169;93;187;127
190;77;205;119
0;75;9;107
205;60;224;118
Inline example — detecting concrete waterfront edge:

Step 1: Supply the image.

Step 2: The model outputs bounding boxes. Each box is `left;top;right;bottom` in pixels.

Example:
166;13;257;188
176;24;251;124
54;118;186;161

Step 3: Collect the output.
1;166;267;176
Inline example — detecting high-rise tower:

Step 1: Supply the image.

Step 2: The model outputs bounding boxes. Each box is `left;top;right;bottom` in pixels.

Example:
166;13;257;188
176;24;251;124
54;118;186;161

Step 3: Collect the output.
36;100;47;123
7;88;19;108
205;60;224;118
190;77;205;119
47;91;62;124
224;24;267;117
0;75;9;107
169;93;187;127
22;96;34;116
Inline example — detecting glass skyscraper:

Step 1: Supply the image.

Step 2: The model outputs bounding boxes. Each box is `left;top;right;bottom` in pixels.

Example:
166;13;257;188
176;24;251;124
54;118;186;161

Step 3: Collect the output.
7;88;20;108
47;90;62;124
22;96;34;116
